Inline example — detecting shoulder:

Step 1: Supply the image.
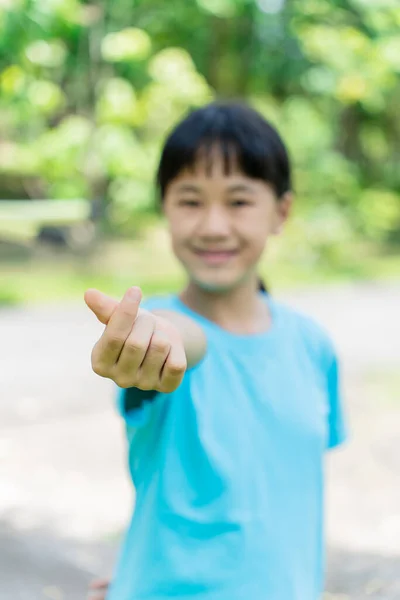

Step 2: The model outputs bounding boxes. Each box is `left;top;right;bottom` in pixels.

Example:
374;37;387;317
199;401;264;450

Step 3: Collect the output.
141;294;204;333
141;294;181;312
272;299;336;369
142;293;207;332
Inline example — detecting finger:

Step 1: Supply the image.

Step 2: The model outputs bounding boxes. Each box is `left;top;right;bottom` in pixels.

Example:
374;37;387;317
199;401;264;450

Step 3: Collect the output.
114;311;156;388
84;289;118;325
159;339;187;393
89;579;109;590
92;287;142;370
137;329;172;390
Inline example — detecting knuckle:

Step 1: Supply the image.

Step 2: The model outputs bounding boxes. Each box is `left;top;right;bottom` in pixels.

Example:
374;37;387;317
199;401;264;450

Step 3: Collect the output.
92;362;106;377
91;354;108;377
125;337;147;354
114;373;133;389
159;381;179;394
119;305;137;320
143;309;156;322
166;360;187;377
137;379;155;392
106;335;124;351
137;311;155;327
150;336;171;354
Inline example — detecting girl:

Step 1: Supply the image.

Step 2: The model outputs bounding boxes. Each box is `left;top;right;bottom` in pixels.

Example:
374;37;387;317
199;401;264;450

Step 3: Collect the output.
85;102;347;600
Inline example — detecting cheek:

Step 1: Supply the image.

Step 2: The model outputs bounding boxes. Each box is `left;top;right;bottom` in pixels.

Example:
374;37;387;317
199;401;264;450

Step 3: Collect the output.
240;213;272;250
171;222;192;239
167;218;195;258
166;211;188;237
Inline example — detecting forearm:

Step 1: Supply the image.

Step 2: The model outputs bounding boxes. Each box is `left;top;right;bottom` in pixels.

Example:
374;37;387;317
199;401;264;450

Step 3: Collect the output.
150;309;207;369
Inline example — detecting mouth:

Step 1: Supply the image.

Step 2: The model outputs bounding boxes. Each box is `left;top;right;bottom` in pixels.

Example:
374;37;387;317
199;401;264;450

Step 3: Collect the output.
192;248;239;266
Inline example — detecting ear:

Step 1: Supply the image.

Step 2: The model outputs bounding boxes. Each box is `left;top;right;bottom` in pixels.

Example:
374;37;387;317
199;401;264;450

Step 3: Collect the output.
272;192;293;236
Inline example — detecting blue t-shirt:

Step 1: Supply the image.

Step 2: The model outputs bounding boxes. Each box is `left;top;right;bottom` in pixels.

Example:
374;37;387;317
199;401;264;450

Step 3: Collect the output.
108;294;347;600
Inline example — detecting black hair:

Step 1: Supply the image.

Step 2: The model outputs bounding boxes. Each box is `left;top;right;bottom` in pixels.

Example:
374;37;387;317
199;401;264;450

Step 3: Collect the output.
156;101;291;199
156;101;293;293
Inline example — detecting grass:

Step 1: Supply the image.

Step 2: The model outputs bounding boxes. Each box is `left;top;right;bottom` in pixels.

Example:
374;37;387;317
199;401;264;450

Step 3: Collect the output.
1;227;400;306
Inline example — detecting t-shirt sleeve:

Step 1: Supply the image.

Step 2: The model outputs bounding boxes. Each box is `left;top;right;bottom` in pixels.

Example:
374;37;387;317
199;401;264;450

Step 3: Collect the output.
117;385;159;428
324;342;348;450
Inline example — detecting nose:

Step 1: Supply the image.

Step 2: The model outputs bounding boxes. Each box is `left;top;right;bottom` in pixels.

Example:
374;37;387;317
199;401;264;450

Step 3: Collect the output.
197;205;231;239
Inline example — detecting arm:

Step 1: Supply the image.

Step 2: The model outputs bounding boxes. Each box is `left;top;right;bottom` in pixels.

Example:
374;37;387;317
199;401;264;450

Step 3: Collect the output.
84;287;206;392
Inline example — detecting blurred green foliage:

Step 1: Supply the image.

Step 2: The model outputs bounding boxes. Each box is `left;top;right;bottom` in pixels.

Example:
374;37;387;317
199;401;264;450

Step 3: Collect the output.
0;0;399;251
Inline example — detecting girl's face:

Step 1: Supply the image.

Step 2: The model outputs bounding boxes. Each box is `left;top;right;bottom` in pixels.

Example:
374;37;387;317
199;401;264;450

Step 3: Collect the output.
163;150;292;292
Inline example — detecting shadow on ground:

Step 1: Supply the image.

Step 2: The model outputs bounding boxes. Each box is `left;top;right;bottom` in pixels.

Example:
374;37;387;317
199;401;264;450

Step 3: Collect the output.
326;547;400;599
0;518;114;600
1;517;399;600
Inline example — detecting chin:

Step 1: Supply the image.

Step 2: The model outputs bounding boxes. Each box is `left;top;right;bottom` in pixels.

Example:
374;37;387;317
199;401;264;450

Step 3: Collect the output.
191;272;243;293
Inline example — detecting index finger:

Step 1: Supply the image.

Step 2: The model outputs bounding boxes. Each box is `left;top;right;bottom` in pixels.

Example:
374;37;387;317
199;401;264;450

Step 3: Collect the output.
93;286;142;366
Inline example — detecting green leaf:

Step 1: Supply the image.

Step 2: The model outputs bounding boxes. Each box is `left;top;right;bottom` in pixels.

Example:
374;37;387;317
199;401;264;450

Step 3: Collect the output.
96;78;138;125
196;0;238;18
358;189;400;240
27;80;65;114
25;39;67;68
101;28;152;62
0;65;26;95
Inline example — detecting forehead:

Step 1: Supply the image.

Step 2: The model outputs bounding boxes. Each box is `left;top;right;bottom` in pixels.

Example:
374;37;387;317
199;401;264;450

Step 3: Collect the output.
168;148;257;190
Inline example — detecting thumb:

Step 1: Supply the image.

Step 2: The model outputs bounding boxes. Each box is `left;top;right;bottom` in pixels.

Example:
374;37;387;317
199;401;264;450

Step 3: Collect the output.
84;288;119;325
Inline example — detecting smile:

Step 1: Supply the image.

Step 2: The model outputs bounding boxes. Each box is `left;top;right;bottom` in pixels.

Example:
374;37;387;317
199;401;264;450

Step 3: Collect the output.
192;249;239;266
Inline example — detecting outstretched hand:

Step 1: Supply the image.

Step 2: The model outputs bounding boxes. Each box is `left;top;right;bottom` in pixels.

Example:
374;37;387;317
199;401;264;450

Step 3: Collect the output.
85;287;187;393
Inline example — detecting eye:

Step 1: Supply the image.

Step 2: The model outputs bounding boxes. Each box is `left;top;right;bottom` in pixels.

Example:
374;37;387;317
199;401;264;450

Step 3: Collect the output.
178;198;201;208
230;199;252;207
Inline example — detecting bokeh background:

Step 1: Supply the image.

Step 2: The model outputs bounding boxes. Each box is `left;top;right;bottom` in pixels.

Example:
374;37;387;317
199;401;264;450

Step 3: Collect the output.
0;0;399;598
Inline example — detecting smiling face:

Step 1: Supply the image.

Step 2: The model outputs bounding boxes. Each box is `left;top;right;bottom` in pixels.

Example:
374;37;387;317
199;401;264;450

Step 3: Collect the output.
163;149;292;293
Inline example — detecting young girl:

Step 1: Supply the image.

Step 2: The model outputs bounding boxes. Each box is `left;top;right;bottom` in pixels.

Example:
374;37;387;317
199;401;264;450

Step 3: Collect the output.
85;102;347;600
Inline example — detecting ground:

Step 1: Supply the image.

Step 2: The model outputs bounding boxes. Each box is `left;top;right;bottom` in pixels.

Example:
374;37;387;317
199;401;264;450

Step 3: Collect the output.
0;283;399;599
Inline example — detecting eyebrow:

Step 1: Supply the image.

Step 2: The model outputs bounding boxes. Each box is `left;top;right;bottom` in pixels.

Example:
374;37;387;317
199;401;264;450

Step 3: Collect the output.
175;183;255;194
175;184;201;193
227;184;255;194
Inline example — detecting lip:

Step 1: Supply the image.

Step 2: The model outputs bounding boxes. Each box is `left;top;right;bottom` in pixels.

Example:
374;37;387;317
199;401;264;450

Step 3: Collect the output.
192;248;239;266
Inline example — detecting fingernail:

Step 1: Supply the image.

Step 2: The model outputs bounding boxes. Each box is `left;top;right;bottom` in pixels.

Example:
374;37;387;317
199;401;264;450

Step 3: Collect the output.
128;287;141;301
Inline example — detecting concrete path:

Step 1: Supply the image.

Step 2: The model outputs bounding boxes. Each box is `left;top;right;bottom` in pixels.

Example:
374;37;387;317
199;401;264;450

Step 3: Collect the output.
1;283;399;599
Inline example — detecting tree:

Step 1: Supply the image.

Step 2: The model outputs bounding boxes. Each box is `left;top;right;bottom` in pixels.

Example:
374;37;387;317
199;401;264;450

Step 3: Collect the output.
0;0;399;243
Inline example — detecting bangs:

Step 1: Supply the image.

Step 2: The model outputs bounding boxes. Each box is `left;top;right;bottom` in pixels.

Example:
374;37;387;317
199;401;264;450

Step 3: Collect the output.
156;102;291;199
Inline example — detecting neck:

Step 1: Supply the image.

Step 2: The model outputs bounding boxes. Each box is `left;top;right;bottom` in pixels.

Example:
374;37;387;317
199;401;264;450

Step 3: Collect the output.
180;276;271;335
